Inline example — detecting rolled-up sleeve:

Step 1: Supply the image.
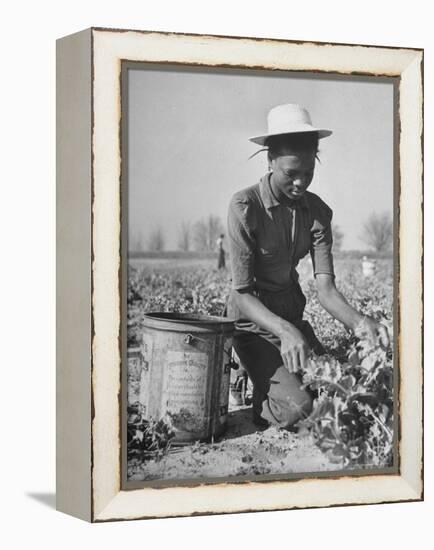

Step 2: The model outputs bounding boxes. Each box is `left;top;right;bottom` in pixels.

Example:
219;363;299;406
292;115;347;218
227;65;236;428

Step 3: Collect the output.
227;194;256;291
310;198;335;277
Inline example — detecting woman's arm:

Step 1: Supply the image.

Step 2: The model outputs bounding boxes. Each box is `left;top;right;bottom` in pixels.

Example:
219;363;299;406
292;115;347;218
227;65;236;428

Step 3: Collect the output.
315;273;390;346
233;290;309;373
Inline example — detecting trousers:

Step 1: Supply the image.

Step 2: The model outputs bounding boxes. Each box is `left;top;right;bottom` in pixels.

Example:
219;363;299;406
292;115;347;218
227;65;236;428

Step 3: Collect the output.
226;284;323;428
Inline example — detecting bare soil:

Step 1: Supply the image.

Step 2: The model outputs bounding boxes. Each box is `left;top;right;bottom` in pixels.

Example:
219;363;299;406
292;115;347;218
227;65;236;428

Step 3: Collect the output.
128;403;340;482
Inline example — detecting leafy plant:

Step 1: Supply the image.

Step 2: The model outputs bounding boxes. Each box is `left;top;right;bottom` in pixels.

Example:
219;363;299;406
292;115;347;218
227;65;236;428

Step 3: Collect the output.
127;404;175;461
299;339;393;468
299;262;394;468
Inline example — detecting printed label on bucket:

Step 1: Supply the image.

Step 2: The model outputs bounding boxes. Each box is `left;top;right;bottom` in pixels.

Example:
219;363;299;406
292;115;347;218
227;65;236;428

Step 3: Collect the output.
161;351;208;433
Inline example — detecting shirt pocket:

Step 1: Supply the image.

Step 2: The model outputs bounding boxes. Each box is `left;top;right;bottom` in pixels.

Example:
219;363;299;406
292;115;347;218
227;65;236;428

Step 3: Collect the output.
256;246;282;272
258;246;279;258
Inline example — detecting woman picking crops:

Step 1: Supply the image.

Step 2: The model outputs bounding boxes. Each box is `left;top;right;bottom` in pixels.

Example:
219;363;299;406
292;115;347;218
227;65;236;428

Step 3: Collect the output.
227;103;390;428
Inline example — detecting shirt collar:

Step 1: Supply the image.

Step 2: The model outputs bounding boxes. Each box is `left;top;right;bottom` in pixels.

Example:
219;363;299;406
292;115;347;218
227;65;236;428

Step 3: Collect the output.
259;173;309;211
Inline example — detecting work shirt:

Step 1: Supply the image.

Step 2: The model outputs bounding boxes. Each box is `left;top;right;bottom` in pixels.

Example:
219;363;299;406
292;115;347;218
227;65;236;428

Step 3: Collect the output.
227;173;334;293
227;173;333;423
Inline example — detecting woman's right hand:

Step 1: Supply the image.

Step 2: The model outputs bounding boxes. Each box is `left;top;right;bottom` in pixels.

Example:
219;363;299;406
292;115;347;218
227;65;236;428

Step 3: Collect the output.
279;322;309;374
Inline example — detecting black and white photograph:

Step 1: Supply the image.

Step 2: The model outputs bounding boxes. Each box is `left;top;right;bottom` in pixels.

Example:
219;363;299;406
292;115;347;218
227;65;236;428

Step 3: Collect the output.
125;63;396;484
3;0;427;536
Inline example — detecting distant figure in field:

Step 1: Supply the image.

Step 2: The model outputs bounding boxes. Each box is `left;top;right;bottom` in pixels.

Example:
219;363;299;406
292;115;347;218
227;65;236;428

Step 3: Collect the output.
216;234;226;269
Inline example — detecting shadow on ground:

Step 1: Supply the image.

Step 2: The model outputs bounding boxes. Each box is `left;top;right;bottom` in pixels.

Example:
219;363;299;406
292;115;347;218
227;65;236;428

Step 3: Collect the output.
222;406;264;440
26;492;56;509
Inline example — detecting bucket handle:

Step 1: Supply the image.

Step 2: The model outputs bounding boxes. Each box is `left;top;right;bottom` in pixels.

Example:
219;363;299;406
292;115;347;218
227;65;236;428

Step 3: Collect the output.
184;331;235;346
183;333;208;346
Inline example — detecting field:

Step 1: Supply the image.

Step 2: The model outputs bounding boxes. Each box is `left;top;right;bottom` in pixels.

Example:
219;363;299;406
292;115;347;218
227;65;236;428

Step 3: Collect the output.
127;255;394;481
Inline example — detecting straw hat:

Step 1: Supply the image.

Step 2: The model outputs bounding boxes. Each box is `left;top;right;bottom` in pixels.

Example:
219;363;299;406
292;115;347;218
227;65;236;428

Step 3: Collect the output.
249;103;332;146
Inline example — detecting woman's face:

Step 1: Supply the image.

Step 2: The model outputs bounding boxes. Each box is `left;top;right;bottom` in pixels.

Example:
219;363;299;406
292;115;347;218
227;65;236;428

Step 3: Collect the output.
269;147;316;201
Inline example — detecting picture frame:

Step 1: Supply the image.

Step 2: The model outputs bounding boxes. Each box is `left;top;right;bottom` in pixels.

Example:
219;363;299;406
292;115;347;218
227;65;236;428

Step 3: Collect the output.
56;27;423;522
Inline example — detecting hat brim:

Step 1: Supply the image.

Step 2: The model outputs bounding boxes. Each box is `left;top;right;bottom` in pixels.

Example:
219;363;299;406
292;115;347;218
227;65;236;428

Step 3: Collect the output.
249;128;332;146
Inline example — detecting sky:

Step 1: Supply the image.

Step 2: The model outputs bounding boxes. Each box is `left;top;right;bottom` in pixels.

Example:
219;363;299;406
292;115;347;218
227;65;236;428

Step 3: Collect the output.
127;65;394;251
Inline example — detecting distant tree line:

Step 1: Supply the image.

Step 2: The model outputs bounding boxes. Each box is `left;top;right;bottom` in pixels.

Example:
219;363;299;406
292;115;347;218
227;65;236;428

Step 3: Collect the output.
131;211;392;254
360;212;393;253
132;215;225;253
331;211;393;254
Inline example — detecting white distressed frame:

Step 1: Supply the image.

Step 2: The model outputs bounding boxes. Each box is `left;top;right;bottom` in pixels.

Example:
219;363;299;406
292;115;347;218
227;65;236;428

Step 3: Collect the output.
58;28;423;522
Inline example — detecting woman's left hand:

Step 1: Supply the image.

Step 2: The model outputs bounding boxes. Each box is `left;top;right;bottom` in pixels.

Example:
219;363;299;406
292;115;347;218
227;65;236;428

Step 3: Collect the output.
354;316;390;348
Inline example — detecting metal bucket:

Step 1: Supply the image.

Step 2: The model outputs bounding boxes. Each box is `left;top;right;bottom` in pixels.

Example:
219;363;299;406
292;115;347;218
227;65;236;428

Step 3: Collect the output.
128;312;235;443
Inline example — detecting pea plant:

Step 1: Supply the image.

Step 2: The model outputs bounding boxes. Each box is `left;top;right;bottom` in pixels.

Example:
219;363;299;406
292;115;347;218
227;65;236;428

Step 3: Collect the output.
299;341;394;468
127;404;175;462
300;264;394;468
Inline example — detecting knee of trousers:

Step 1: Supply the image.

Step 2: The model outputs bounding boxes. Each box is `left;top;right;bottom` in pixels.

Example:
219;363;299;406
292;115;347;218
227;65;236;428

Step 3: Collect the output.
267;389;314;429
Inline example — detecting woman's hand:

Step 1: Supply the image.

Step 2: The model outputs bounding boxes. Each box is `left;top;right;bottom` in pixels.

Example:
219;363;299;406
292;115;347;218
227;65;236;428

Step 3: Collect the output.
314;276;390;349
232;291;312;373
279;323;309;373
354;316;390;348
